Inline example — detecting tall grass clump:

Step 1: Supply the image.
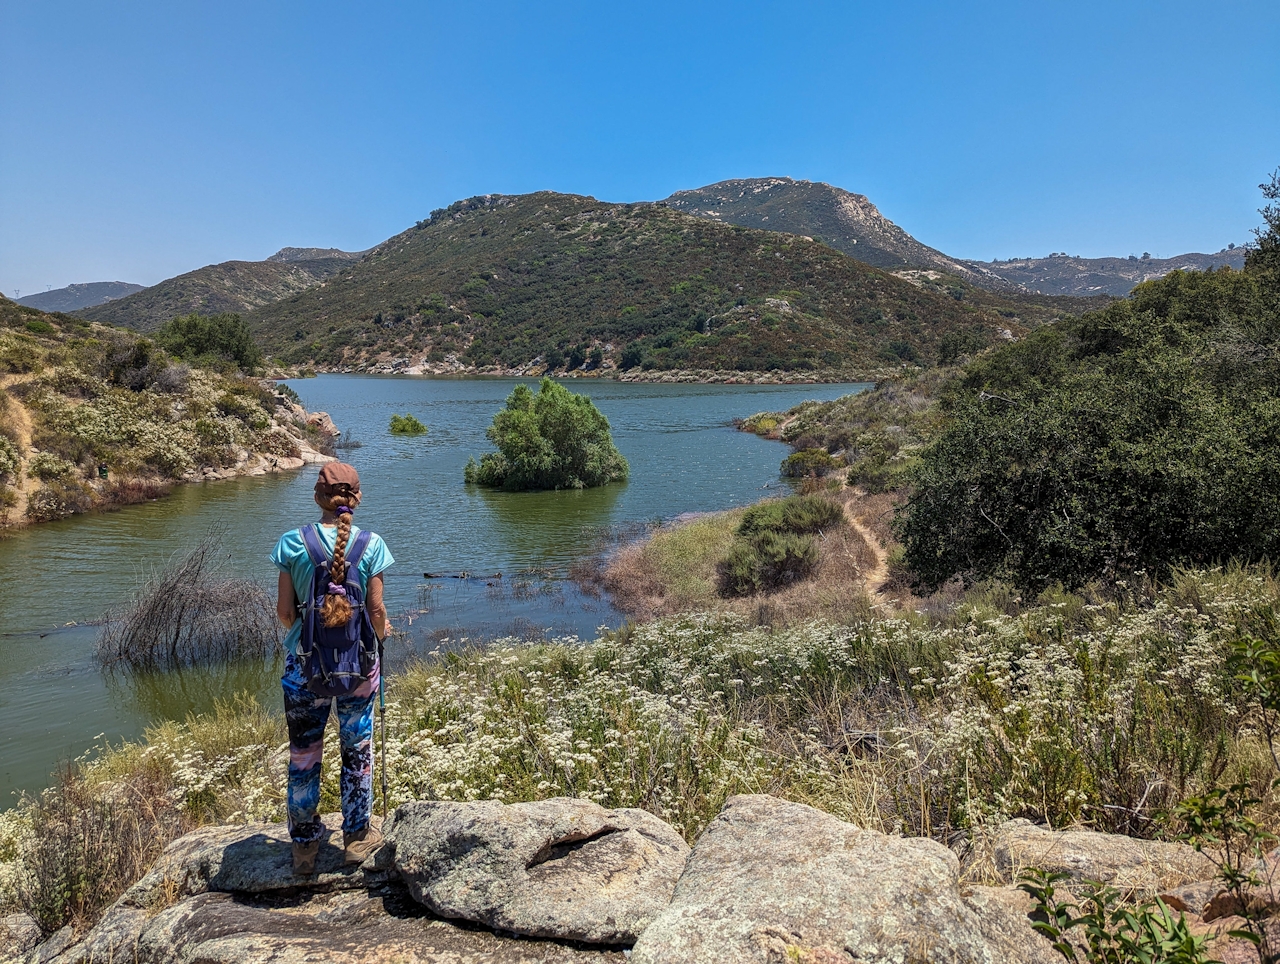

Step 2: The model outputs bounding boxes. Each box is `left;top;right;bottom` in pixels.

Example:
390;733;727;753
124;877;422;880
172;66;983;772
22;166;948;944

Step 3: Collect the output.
95;531;281;669
8;765;187;935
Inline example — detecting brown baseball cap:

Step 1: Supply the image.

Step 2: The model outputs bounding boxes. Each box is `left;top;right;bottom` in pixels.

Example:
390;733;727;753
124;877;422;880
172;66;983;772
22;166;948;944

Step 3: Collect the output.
316;461;360;491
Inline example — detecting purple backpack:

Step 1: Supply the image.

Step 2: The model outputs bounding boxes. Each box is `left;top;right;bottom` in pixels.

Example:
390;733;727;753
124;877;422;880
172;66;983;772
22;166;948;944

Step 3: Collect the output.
298;523;377;697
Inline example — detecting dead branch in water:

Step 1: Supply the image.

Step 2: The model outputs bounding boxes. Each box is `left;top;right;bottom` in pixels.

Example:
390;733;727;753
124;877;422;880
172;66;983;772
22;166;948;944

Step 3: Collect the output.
95;529;281;670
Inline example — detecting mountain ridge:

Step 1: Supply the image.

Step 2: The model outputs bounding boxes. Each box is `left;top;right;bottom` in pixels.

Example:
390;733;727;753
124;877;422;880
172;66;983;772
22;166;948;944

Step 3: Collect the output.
664;176;1245;297
243;190;1097;377
958;249;1245;297
79;256;360;330
14;281;145;313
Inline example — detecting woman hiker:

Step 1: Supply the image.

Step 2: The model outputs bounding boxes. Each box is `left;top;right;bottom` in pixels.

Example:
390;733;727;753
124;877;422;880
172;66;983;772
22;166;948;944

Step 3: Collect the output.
272;461;394;874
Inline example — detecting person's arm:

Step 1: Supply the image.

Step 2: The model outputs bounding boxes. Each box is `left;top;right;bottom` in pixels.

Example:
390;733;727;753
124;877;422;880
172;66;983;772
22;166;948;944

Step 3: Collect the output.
277;571;298;628
367;572;389;640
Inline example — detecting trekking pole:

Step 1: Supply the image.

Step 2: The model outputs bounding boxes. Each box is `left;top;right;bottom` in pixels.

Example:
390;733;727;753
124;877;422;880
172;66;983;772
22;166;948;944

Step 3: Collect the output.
378;635;388;821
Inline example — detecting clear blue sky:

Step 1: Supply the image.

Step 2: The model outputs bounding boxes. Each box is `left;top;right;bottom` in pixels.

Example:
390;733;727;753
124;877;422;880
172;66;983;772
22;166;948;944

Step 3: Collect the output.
2;0;1277;294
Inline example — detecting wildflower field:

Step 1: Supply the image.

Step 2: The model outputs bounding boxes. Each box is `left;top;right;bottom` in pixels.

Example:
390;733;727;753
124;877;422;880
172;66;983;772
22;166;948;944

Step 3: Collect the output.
5;564;1279;933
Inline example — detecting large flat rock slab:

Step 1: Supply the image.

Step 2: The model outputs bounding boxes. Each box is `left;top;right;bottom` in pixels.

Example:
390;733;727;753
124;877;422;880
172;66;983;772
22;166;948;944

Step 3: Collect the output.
995;818;1217;894
40;814;388;964
126;888;626;964
385;797;689;944
631;794;1057;964
120;813;386;909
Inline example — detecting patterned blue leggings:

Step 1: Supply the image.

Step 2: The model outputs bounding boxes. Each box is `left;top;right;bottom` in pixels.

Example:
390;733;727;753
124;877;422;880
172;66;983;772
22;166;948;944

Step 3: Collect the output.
282;653;379;844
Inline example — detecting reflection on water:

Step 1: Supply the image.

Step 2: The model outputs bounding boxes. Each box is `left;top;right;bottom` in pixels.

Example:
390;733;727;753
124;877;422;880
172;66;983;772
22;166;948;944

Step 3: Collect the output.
470;483;625;565
104;657;285;722
1;375;869;799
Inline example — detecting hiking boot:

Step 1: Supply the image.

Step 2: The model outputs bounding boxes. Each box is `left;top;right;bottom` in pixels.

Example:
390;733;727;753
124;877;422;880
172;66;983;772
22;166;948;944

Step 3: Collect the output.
343;824;383;865
292;840;320;876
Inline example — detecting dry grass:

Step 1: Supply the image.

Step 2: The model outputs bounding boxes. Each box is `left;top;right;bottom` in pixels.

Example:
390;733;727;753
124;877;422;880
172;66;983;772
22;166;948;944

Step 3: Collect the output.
14;767;189;935
600;488;889;626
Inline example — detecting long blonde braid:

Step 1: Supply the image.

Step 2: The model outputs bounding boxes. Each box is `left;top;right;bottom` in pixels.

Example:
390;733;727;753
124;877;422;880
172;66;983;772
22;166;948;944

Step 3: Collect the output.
317;483;359;628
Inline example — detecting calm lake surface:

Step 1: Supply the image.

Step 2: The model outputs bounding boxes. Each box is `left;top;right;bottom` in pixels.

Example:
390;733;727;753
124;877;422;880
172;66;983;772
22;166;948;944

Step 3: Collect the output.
1;376;868;801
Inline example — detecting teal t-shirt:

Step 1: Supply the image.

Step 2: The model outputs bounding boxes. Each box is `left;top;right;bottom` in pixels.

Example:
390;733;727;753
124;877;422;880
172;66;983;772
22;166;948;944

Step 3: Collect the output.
271;523;395;655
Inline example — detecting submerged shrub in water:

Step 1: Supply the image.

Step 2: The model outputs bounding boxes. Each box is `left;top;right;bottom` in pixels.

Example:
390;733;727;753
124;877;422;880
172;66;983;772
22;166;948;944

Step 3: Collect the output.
465;378;628;491
95;531;281;669
389;413;428;436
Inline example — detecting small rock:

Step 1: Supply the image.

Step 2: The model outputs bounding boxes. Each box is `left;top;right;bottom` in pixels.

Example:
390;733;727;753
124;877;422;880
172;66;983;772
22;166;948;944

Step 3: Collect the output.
630;794;1057;964
387;797;689;944
305;411;340;437
995;818;1216;894
1160;878;1225;916
1;913;41;960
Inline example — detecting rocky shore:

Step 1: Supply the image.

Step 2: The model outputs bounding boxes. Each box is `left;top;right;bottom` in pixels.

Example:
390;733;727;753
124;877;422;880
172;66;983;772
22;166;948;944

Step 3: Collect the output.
178;401;336;484
1;386;337;531
275;359;894;385
3;793;1262;964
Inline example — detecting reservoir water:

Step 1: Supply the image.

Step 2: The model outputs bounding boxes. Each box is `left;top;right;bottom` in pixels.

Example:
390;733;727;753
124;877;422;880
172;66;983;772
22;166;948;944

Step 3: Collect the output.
1;376;868;801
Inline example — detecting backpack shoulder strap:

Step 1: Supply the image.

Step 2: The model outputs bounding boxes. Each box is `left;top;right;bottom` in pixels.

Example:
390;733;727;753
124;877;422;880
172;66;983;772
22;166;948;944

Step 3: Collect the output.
299;524;330;569
345;530;373;576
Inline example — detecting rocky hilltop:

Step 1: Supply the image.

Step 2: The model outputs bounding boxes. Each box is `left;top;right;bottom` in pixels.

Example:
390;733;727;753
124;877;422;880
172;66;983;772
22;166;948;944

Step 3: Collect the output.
5;793;1261;964
664;176;1011;289
266;246;367;264
669;176;1246;297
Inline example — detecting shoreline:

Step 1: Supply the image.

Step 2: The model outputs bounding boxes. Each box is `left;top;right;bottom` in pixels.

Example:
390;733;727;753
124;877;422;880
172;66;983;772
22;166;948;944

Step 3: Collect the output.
269;361;891;385
0;387;336;534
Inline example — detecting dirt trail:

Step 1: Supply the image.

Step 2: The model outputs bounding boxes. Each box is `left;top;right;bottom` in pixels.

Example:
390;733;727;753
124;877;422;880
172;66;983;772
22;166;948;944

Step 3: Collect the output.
848;511;889;594
0;374;35;449
0;375;38;520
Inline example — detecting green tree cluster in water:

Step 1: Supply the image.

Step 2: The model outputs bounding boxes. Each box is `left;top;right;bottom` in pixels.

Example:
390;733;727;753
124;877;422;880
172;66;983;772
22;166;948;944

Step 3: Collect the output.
464;378;629;491
899;173;1280;592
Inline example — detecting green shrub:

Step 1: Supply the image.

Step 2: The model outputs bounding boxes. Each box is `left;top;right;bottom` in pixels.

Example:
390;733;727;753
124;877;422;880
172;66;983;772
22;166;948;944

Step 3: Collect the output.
737;494;844;538
0;333;44;374
24;319;55;335
720;495;843;595
781;448;844;478
843;433;910;492
257;430;302;459
274;382;302;404
900;267;1280;592
389;413;428;436
0;434;19;483
154;313;262;372
738;412;779;436
25;481;93;521
28;452;76;482
466;378;628;491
